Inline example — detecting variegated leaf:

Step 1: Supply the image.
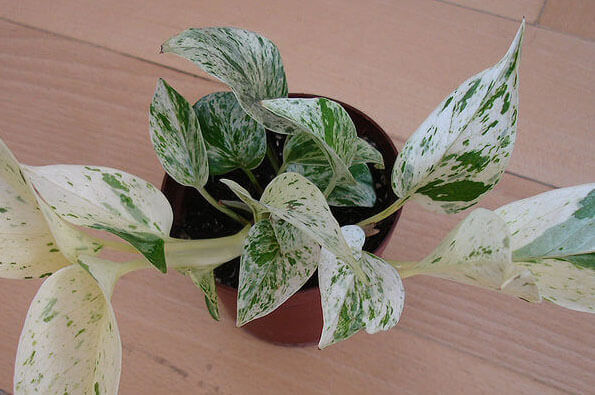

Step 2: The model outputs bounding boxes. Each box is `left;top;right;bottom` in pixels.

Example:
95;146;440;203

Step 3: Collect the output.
318;225;405;348
410;208;540;301
496;184;595;312
187;268;220;321
263;98;359;188
225;173;363;275
0;137;98;279
392;22;525;214
496;184;594;260
150;78;209;188
219;178;268;219
353;138;384;169
194;91;266;175
259;173;361;272
238;218;320;326
287;163;376;207
162;27;296;134
24;165;173;273
0;175;69;279
515;256;594;313
14;260;131;394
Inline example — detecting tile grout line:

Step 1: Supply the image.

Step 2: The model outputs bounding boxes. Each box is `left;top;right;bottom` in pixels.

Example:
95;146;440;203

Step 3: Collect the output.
535;0;549;25
0;16;220;85
433;0;594;43
0;16;562;190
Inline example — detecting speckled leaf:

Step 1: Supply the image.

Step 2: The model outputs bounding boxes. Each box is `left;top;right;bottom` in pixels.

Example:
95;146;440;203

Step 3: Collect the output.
220;178;268;219
259;172;362;274
287;162;376;207
0;137;96;279
496;184;595;260
162;27;296;134
353;138;384;169
0;175;69;279
263;98;359;188
150;78;209;189
411;208;540;301
496;184;595;312
24;164;173;273
194;91;266;175
34;193;104;264
14;263;122;394
515;256;594;313
226;173;361;275
318;226;405;348
392;22;525;214
238;218;320;326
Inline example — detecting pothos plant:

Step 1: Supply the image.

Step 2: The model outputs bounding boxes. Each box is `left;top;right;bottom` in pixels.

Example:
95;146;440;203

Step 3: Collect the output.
2;20;593;394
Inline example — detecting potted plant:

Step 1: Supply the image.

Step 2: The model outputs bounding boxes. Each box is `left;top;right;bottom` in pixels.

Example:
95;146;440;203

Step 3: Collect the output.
1;21;593;394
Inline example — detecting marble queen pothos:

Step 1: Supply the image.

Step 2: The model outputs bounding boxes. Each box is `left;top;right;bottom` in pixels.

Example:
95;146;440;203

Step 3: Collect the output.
1;20;593;394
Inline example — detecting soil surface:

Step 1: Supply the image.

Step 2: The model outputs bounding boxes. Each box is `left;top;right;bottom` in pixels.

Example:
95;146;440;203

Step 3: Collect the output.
162;95;400;290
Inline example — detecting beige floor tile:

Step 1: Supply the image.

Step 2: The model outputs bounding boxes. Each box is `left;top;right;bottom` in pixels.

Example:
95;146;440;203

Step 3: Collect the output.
539;0;595;40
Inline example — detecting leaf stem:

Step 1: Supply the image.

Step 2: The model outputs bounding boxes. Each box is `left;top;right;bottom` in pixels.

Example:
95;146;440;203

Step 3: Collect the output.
198;187;250;225
386;259;421;279
242;168;264;195
165;224;251;269
266;142;280;173
357;196;408;227
99;238;139;253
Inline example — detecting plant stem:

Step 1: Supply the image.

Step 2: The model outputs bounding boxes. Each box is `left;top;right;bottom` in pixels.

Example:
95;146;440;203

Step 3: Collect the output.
165;224;250;269
266;142;280;173
198;187;250;225
242;168;264;195
386;259;421;279
220;200;252;213
100;238;139;253
357;196;408;227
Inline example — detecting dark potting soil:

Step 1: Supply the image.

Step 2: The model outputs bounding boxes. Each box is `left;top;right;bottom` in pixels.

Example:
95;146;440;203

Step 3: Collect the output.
162;94;400;290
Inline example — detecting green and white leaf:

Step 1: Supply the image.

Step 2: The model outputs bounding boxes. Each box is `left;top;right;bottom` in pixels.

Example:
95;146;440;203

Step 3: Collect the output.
496;184;594;260
259;173;362;273
0;176;68;279
194;91;266;175
318;225;405;348
186;267;220;321
150;78;209;188
263;98;359;188
34;194;104;263
515;257;594;313
224;172;363;276
496;184;595;312
410;208;540;301
237;218;320;326
24;164;173;273
162;27;296;134
14;262;124;394
0;137;97;279
392;22;525;214
353;138;384;169
219;178;268;219
287;162;376;207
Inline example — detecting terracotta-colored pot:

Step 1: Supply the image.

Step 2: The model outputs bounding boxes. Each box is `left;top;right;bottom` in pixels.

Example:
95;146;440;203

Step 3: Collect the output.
161;94;401;346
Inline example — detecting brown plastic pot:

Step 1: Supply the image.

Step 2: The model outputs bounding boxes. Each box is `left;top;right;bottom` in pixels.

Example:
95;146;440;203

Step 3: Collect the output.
161;93;401;346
